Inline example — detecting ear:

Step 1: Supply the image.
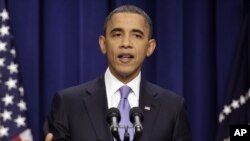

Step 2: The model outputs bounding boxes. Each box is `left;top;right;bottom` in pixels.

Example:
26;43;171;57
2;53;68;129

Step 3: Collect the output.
99;35;107;54
146;39;156;57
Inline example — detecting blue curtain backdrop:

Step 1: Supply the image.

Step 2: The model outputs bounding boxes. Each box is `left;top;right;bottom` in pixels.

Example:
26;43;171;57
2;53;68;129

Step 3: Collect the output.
5;0;249;140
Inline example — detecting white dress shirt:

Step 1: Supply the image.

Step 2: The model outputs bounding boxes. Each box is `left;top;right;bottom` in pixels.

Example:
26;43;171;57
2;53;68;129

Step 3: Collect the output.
104;68;140;109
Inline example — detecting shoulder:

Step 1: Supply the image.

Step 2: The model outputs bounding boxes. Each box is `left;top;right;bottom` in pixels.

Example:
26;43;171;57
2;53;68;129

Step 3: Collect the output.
55;75;104;99
143;80;185;107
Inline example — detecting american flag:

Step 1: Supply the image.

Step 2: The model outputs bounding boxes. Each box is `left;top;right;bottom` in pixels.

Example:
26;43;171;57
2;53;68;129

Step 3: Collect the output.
0;0;33;140
216;9;250;141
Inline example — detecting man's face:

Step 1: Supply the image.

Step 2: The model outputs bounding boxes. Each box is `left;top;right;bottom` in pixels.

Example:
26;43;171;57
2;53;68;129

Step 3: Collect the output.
99;12;156;83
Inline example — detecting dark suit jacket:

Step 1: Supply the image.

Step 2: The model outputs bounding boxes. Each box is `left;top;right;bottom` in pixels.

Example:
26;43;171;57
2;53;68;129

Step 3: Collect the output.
45;76;192;141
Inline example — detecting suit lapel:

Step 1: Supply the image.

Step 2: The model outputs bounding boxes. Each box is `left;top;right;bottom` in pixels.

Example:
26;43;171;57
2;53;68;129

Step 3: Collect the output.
139;79;161;140
82;76;113;141
81;77;160;140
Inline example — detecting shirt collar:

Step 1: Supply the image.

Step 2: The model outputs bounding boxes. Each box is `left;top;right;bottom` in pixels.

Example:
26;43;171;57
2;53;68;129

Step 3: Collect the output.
104;68;141;95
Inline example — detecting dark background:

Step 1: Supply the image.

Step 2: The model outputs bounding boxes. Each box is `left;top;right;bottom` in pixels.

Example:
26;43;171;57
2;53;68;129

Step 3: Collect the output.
5;0;249;141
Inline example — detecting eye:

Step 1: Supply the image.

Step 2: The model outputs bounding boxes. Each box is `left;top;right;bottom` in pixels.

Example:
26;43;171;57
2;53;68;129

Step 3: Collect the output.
111;32;122;38
133;34;143;39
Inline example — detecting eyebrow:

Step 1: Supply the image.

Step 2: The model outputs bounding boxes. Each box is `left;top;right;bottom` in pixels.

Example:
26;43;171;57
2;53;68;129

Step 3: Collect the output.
110;28;123;34
110;28;145;36
131;29;144;36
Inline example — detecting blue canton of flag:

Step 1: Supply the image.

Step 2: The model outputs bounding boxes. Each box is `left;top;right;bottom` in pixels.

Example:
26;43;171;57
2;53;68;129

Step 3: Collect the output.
216;9;250;141
0;0;33;141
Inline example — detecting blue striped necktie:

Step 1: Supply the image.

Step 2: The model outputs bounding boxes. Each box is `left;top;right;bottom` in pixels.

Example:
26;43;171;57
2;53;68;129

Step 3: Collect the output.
118;85;133;141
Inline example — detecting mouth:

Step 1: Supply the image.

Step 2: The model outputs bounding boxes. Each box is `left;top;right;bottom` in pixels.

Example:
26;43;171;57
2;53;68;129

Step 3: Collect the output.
118;53;134;63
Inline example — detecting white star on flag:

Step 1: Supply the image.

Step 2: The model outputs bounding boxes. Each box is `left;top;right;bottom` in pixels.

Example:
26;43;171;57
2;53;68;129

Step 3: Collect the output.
0;58;5;67
0;41;7;52
0;24;9;37
239;95;246;104
0;126;9;138
223;105;231;115
17;100;27;111
0;9;9;21
19;87;24;96
231;99;240;109
5;77;17;90
219;113;225;123
1;94;14;106
7;62;18;74
1;109;12;121
14;115;26;128
10;49;16;58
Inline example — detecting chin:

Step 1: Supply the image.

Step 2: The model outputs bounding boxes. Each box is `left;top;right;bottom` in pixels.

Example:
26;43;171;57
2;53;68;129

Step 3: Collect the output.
119;70;138;78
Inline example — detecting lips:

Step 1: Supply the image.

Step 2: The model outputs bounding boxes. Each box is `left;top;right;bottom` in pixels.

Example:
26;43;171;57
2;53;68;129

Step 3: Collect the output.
118;53;134;63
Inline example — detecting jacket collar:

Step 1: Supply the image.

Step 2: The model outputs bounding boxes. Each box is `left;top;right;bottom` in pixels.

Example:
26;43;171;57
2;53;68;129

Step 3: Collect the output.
83;76;113;141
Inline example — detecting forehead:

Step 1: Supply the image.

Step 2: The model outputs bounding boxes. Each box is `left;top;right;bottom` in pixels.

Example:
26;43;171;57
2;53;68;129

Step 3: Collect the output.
106;13;149;34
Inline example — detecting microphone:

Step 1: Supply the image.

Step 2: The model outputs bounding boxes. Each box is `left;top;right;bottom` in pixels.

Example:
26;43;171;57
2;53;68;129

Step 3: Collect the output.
106;108;121;141
130;107;144;141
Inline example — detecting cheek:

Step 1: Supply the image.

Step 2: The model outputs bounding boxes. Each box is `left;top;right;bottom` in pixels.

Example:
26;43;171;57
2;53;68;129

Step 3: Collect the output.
105;41;118;55
106;48;117;61
135;48;148;61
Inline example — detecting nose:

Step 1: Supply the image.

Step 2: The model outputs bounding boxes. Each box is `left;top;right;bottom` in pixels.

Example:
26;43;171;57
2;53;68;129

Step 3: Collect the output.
121;35;131;48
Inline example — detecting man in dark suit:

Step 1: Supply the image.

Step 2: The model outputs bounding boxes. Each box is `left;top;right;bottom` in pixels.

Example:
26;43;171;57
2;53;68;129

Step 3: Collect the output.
45;5;192;141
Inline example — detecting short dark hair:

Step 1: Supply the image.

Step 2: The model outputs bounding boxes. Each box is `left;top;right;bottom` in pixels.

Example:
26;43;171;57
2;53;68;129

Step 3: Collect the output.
103;5;153;39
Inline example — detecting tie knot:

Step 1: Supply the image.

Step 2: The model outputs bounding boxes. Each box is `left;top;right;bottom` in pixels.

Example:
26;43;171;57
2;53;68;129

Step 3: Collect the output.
119;85;131;99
